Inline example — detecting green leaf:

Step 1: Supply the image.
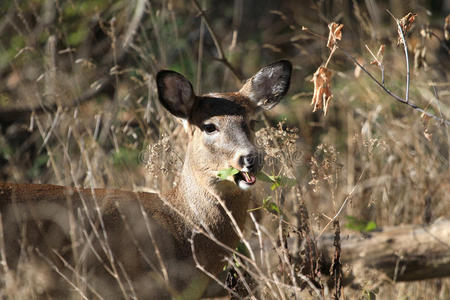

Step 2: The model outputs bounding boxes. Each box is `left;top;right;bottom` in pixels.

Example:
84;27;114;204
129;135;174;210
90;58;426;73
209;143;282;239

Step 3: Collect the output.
345;216;377;233
262;197;281;215
67;27;88;46
262;196;272;206
256;172;297;190
279;176;297;187
266;202;281;215
113;147;140;169
217;166;240;180
236;242;250;258
365;221;377;232
270;182;279;191
28;154;49;177
269;175;297;190
256;171;273;183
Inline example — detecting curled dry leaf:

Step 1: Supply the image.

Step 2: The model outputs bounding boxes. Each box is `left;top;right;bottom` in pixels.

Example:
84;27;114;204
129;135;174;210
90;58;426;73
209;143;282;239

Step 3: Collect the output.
311;66;333;116
397;12;417;45
399;12;417;32
327;22;344;49
421;112;432;141
421;112;431;123
423;129;432;141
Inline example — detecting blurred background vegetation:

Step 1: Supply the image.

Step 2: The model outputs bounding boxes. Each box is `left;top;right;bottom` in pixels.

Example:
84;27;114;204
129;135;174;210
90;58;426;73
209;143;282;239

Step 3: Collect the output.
0;0;449;298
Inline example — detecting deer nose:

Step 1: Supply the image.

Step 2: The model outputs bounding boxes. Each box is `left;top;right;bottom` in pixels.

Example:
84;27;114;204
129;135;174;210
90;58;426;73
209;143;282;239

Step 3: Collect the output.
238;152;258;170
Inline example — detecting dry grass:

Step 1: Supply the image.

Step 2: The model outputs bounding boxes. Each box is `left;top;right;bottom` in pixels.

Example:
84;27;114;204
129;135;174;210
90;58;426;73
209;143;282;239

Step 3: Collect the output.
0;0;449;299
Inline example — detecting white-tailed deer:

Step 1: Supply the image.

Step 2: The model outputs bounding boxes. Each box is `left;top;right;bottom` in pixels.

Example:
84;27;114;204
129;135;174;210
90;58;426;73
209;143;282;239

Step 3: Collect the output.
0;60;292;299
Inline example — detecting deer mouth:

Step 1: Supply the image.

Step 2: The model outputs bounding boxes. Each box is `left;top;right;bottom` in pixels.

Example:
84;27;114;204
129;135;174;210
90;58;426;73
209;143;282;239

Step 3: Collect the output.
235;171;256;189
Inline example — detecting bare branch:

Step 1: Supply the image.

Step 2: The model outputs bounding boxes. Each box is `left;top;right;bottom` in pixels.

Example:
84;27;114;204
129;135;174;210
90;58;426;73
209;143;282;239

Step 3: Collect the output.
339;48;449;125
387;10;411;103
318;168;366;238
190;0;244;82
189;231;241;299
301;26;450;125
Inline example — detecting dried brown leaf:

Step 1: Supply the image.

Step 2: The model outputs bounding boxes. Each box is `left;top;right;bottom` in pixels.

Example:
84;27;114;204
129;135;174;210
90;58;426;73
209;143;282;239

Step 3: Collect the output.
445;14;450;41
400;13;417;30
311;66;333;116
327;22;344;50
421;112;432;141
397;12;417;45
424;129;432;141
421;112;431;123
420;26;432;39
354;58;364;78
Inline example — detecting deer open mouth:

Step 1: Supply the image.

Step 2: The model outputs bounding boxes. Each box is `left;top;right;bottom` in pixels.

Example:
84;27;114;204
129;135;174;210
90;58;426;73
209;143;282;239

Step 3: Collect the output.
234;171;256;189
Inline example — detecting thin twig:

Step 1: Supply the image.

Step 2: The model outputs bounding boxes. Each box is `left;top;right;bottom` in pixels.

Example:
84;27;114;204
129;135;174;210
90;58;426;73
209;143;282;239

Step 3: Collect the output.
301;26;327;41
190;0;244;82
0;16;137;124
387;10;410;103
122;0;148;49
257;225;323;299
365;44;378;63
189;231;241;299
52;249;105;300
138;200;171;284
339;47;449;125
249;213;265;268
301;27;450;126
36;249;90;300
324;45;337;68
0;75;112;123
0;214;10;275
196;12;205;93
429;31;450;53
431;86;444;121
318;168;366;238
224;257;256;299
365;44;385;84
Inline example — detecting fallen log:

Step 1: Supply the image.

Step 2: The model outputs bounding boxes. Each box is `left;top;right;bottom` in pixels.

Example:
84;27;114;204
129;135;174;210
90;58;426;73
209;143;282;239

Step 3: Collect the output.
318;219;450;282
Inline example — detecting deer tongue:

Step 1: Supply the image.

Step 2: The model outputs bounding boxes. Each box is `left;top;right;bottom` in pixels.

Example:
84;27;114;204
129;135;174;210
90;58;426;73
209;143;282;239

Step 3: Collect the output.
241;171;256;184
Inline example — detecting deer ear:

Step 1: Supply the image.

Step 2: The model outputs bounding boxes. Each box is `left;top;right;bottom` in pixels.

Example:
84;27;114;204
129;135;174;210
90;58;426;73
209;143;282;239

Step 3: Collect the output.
156;70;195;119
240;60;292;111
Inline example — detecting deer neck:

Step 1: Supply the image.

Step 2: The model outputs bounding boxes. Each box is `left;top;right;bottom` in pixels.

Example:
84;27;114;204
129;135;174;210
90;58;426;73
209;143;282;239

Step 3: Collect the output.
175;150;250;234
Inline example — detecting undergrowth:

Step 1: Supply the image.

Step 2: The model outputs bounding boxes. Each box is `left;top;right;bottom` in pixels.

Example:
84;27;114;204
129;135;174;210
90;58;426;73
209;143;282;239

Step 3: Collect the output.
0;0;449;299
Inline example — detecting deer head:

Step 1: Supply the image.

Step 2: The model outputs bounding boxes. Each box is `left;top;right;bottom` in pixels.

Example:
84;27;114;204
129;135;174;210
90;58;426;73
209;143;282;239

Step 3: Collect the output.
156;60;292;194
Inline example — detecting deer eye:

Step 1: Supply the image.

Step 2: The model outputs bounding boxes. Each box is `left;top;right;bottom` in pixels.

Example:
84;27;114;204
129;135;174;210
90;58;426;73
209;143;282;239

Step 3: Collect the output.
202;123;217;134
